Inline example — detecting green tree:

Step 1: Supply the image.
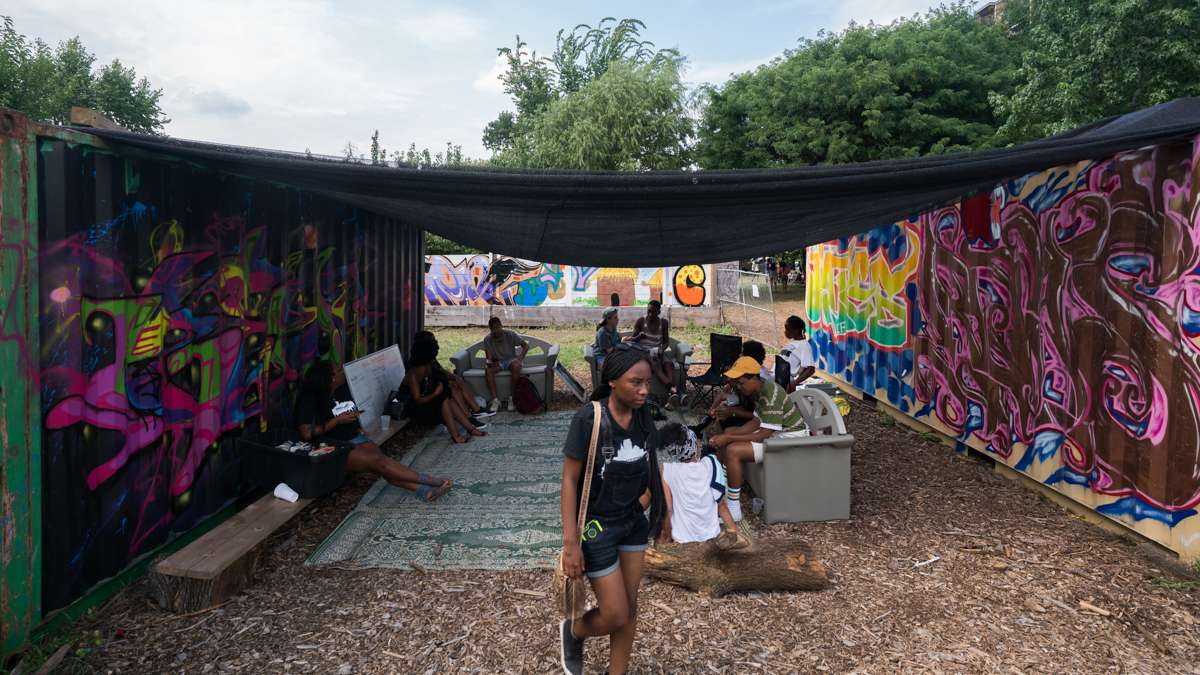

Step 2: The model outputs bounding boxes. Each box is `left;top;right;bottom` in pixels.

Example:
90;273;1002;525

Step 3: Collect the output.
484;17;693;170
696;3;1021;168
994;0;1200;142
0;16;168;133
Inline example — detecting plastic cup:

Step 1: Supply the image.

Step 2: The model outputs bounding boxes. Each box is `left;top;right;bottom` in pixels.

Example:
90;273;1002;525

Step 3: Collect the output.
274;482;299;503
381;414;391;431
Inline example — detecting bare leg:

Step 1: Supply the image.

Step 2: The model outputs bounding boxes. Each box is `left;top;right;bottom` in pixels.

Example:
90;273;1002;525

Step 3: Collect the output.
574;571;630;640
608;550;645;675
440;399;468;443
450;378;480;413
718;441;756;491
484;365;500;400
448;396;485;436
346;444;451;496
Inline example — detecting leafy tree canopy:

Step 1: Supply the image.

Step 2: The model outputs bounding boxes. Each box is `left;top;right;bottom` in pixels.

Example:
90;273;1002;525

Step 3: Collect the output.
695;2;1021;168
995;0;1200;142
0;16;168;133
483;17;693;170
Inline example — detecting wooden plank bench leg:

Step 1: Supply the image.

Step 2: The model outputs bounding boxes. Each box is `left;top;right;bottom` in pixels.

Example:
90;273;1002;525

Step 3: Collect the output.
149;495;311;613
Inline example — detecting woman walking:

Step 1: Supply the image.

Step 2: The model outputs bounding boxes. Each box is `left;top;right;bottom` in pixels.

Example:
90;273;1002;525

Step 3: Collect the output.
559;345;668;675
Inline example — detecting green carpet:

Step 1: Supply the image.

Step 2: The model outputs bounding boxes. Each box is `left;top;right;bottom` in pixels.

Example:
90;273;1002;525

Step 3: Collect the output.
307;412;572;570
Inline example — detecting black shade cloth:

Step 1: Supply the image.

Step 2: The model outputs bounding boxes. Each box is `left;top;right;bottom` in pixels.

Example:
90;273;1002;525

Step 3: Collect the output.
81;98;1200;267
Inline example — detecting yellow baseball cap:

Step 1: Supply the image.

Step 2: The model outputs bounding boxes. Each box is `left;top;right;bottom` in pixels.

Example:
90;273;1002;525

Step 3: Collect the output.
723;356;762;380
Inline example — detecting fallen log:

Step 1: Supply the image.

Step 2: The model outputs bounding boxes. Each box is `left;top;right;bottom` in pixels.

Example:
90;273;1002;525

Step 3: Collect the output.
644;534;829;597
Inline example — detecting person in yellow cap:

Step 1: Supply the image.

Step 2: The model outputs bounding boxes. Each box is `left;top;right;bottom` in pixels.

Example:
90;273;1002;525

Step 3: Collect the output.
709;355;808;521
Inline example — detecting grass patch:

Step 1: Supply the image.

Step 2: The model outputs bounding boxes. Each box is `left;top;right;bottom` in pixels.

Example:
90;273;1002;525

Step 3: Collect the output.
879;413;896;427
919;431;943;444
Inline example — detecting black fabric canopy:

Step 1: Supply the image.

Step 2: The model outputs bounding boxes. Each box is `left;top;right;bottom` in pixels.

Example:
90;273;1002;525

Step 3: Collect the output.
84;98;1200;267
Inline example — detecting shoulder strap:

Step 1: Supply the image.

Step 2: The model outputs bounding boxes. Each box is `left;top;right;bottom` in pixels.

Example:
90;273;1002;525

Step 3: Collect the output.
706;454;726;501
576;401;603;530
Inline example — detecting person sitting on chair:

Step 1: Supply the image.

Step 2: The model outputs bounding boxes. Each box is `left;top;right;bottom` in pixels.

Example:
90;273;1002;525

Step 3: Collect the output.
593;307;622;367
690;340;769;436
658;423;742;546
710;356;808;522
778;315;817;392
626;300;681;405
296;361;452;501
483;317;529;412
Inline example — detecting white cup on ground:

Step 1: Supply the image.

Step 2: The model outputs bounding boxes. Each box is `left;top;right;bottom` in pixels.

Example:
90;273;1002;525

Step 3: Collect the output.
381;414;391;432
274;483;299;503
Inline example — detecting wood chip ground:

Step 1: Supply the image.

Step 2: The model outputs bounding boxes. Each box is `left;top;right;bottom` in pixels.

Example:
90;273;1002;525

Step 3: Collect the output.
72;392;1200;674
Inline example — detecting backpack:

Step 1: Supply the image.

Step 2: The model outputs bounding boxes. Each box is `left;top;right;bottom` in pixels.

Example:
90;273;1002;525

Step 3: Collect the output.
512;376;544;414
774;349;793;389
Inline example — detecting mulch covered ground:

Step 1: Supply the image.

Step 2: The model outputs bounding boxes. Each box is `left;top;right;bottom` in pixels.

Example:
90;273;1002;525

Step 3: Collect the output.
72;395;1200;674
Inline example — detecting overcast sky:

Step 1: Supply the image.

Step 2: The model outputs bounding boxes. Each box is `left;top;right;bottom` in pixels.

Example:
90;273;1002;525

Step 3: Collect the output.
11;1;941;159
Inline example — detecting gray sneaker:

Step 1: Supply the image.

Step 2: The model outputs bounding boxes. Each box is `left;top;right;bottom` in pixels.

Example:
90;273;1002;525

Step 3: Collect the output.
559;619;583;675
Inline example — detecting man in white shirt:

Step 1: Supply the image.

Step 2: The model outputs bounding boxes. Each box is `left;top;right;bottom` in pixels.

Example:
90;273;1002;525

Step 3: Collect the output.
778;315;816;392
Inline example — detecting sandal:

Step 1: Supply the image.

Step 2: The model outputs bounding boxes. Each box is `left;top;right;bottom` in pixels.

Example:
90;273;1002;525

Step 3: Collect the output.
414;481;451;502
418;473;453;489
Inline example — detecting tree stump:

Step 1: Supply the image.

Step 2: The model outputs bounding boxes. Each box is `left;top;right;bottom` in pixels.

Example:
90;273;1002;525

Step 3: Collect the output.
644;536;829;597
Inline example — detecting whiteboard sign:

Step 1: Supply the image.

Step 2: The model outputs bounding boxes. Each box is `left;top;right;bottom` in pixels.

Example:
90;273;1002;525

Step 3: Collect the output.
343;345;406;433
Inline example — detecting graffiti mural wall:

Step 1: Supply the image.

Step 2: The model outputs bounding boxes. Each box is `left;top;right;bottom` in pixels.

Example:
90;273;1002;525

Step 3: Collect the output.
37;140;422;611
806;136;1200;559
424;255;712;308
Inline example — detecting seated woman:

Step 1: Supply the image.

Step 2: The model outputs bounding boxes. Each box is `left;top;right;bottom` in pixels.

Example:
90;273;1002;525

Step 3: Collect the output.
626;300;681;404
404;339;487;444
412;330;494;421
657;423;741;545
593;307;622;367
296;361;451;501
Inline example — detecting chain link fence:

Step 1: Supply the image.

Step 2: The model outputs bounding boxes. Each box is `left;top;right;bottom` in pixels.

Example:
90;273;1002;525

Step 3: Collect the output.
715;262;780;347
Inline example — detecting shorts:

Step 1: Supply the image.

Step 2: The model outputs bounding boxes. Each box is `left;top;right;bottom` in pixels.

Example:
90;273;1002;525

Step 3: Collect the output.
751;429;810;463
581;513;650;578
494;358;519;369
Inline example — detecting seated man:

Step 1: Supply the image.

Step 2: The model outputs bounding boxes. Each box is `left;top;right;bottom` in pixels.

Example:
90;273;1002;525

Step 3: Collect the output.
482;317;529;411
658;423;741;545
690;340;769;436
777;315;817;392
710;356;808;521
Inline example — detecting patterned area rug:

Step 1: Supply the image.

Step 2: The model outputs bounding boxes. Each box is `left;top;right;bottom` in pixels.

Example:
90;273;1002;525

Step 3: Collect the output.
306;412;572;570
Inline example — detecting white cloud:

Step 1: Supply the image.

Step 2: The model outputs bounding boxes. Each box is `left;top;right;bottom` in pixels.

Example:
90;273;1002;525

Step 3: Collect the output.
686;56;775;85
472;54;507;94
398;8;482;49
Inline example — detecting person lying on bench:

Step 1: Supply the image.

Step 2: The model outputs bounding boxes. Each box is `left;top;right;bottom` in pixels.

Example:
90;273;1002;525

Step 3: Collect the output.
658;423;743;546
297;361;453;501
413;330;494;421
709;356;808;522
483;317;529;412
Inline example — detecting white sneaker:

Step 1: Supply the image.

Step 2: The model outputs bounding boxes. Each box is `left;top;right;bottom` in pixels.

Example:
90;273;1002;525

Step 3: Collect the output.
728;499;744;522
506;398;516;411
489;398;500;413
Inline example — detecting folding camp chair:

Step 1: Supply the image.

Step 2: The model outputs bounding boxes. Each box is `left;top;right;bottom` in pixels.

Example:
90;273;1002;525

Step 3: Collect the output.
686;333;743;409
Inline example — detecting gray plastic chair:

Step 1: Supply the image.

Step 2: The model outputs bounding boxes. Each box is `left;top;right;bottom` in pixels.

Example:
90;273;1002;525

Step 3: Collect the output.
743;388;854;523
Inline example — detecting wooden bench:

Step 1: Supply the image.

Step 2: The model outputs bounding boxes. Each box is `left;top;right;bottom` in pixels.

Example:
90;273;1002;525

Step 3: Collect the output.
150;494;311;613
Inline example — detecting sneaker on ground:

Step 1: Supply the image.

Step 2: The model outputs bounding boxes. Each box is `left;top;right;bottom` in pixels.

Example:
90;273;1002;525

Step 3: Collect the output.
475;409;497;419
470;419;489;431
559;619;584;675
507;398;516;411
489;398;501;413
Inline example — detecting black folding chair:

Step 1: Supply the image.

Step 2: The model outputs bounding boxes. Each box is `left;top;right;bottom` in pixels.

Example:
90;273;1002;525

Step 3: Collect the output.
686;333;743;410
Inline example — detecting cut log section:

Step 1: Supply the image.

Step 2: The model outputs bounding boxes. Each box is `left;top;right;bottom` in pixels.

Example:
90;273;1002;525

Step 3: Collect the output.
644;535;829;597
149;494;310;613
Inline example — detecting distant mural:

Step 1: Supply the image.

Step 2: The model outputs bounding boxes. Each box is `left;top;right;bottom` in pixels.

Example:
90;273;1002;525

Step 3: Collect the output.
37;144;420;611
806;136;1200;559
424;255;712;307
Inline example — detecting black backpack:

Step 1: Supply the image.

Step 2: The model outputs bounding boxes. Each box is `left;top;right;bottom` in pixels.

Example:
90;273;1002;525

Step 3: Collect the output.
774;348;793;389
